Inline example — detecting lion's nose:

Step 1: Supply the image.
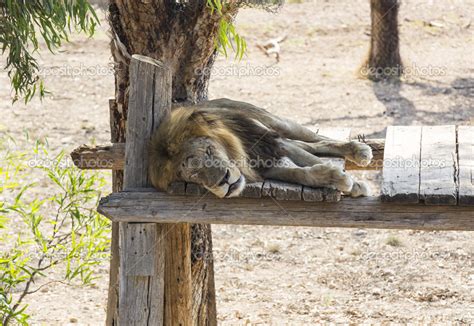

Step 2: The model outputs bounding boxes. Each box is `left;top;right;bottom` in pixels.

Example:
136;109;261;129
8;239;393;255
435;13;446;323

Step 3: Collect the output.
218;169;230;186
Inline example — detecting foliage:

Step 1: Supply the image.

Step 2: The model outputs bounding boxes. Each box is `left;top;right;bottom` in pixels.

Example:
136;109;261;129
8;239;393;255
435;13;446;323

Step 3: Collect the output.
0;137;110;325
207;0;283;60
207;0;247;60
0;0;99;103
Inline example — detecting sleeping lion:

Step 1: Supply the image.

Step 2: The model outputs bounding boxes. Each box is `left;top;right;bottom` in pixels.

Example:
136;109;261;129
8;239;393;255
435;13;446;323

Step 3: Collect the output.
149;98;372;198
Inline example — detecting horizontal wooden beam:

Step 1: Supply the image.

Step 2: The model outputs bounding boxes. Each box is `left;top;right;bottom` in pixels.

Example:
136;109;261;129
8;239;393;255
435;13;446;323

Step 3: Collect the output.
70;139;385;171
98;190;474;231
168;181;342;202
71;143;125;170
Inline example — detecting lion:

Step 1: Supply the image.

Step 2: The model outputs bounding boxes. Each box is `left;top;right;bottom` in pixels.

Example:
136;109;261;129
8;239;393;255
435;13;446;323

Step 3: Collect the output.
149;98;372;199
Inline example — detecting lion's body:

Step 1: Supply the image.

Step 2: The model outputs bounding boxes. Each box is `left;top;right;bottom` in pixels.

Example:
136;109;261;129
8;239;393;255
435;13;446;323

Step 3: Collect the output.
150;99;373;198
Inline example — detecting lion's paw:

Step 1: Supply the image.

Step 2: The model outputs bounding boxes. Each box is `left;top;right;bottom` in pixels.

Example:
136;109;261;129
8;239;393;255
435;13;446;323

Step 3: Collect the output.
347;141;373;167
307;163;353;192
327;165;353;193
346;181;370;197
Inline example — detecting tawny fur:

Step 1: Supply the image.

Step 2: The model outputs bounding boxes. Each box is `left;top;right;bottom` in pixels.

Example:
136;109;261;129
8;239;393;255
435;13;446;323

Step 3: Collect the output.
149;107;259;191
149;98;373;198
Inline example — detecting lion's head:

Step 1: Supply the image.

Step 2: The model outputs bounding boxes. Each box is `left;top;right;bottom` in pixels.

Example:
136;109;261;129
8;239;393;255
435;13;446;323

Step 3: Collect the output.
149;107;259;198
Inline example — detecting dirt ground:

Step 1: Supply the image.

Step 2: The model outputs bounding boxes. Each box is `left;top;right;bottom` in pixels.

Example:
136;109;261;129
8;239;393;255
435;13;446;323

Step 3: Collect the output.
1;0;473;324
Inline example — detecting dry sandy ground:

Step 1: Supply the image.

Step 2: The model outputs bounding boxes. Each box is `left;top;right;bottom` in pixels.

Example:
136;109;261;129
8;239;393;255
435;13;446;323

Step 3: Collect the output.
1;0;473;324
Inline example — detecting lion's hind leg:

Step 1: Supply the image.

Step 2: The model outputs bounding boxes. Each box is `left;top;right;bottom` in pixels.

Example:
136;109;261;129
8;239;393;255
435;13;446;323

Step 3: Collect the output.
275;139;370;197
288;139;373;167
262;158;368;197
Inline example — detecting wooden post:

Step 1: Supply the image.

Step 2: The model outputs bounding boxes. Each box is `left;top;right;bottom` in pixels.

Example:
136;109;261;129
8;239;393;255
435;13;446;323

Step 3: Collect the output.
106;98;122;325
118;55;191;325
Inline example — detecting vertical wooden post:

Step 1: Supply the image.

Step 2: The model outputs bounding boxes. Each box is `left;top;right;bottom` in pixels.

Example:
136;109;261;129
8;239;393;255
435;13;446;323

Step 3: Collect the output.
119;55;171;325
106;98;122;325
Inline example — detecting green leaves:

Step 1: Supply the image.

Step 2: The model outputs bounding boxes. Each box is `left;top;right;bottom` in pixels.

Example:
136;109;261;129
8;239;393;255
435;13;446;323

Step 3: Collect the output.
207;0;247;60
0;138;110;325
0;0;99;103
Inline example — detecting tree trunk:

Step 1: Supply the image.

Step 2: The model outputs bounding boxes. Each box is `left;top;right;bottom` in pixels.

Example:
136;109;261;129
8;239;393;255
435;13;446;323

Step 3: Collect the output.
361;0;402;80
106;1;236;325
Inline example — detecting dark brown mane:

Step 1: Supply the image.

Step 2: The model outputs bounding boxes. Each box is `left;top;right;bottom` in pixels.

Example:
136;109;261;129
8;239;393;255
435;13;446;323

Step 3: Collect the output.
200;108;284;165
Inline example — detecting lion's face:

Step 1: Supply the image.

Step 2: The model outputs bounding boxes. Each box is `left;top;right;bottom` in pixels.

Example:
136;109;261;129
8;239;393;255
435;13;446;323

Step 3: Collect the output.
177;137;246;198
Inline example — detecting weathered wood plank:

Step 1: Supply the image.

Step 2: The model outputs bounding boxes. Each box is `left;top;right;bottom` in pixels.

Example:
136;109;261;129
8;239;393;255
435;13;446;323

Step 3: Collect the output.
302;187;324;202
323;187;342;202
98;191;474;231
118;55;172;326
71;143;125;170
122;223;158;276
186;183;208;196
119;224;165;326
240;182;264;198
262;180;302;200
420;125;457;205
381;126;422;203
167;182;186;195
458;126;474;206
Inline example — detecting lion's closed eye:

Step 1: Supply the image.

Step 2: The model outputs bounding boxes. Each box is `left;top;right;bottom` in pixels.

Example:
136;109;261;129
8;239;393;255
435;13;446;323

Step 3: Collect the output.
206;146;214;157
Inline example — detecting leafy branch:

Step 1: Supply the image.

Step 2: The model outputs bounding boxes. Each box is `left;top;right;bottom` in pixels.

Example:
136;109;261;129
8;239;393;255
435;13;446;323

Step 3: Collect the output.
0;138;110;325
0;0;98;103
207;0;247;60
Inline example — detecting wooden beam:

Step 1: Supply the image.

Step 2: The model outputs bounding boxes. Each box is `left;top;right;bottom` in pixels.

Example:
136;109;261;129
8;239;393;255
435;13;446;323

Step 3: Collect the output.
70;138;385;171
71;143;125;170
457;126;474;206
98;190;474;231
381;126;422;203
420;125;457;205
106;98;122;326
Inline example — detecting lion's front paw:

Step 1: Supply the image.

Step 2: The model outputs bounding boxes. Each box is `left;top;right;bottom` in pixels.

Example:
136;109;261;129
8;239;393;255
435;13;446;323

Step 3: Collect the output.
347;141;373;167
317;165;353;192
346;181;370;197
306;163;353;192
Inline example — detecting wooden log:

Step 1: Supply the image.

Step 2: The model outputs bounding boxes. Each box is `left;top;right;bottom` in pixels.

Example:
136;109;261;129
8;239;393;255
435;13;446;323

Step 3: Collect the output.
98;191;474;231
118;55;173;326
457;126;474;206
71;143;125;170
381;126;422;203
71;140;385;171
420;125;457;205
